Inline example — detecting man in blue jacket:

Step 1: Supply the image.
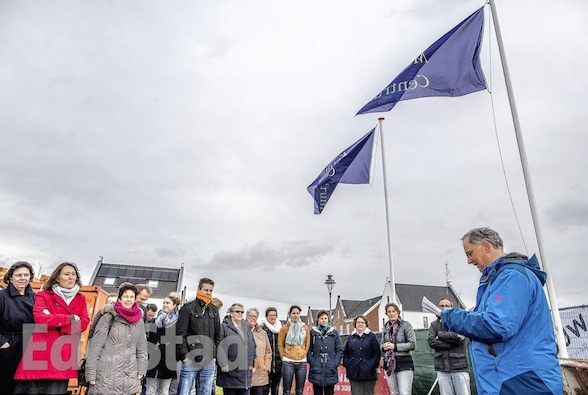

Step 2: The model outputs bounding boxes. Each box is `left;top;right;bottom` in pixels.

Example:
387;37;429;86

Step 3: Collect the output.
442;227;562;395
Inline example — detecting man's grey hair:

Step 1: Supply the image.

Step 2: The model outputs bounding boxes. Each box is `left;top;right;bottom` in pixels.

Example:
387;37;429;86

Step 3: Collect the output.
461;227;503;249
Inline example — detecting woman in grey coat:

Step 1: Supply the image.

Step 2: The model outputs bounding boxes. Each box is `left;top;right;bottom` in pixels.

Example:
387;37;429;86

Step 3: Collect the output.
86;283;148;395
381;303;416;395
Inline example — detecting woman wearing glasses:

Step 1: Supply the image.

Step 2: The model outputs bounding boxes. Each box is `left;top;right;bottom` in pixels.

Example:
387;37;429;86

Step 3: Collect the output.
343;315;381;395
277;305;310;395
217;303;256;395
246;308;272;395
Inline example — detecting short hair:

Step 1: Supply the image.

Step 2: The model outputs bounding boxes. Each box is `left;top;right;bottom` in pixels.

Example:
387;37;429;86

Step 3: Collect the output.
198;278;215;290
229;303;244;313
316;310;329;320
165;295;181;308
384;303;401;315
288;305;302;314
43;262;82;291
146;303;158;312
247;307;259;317
353;315;369;327
265;307;277;317
462;227;503;249
438;298;453;307
211;297;223;309
135;284;153;295
4;261;34;284
118;283;138;299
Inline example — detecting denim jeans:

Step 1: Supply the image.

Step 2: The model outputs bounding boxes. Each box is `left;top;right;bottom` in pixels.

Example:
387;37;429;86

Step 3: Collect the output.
281;361;307;395
384;369;413;395
177;358;216;395
437;371;470;395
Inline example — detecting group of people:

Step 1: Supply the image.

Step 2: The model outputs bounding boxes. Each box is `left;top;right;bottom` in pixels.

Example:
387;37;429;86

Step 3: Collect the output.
0;227;564;395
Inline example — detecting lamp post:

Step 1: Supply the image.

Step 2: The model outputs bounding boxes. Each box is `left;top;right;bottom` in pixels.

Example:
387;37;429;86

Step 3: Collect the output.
325;274;336;322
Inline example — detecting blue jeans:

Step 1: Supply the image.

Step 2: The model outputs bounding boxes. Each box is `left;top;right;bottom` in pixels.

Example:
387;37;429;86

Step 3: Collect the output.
281;361;307;395
177;358;216;395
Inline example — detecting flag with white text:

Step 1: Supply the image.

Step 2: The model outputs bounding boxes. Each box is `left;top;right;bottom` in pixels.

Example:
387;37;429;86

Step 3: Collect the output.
357;6;486;115
307;129;375;214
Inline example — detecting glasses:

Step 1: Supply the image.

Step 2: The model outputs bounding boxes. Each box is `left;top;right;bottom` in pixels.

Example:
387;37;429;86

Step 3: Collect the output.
247;315;258;319
233;310;244;314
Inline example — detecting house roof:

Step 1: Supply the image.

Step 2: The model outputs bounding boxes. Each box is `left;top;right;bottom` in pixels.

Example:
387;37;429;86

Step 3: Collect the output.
395;283;466;311
342;296;381;318
89;260;183;299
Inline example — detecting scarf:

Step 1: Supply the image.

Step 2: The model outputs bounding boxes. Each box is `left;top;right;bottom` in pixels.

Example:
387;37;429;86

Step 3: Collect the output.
114;300;143;324
197;291;212;305
155;308;179;329
318;323;331;335
384;319;402;376
285;318;306;345
261;317;282;334
52;283;80;305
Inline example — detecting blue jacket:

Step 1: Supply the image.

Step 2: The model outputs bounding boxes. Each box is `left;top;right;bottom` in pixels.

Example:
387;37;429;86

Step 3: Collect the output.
216;316;256;389
442;253;563;395
343;329;380;381
307;325;343;387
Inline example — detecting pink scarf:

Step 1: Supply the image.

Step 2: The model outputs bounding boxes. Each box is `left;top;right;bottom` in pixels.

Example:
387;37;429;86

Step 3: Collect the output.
114;300;143;324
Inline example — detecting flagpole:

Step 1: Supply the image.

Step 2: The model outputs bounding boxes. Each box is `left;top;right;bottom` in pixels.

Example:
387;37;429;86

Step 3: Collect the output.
378;117;397;304
489;0;568;358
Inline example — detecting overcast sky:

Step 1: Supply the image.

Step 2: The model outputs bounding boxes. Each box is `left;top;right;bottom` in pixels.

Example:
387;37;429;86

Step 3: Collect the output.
1;0;586;314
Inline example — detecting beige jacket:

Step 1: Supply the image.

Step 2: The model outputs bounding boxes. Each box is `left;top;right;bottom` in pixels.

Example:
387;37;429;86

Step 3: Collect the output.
252;325;272;387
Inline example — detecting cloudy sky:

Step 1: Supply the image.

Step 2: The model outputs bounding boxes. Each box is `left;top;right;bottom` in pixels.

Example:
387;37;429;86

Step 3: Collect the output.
1;0;586;314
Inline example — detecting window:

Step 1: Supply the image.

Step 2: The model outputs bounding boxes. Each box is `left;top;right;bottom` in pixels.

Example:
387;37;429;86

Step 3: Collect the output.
148;280;159;288
104;278;115;285
423;316;429;329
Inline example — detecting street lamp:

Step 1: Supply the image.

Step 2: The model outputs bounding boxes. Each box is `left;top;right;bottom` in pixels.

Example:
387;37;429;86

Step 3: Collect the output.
325;274;336;322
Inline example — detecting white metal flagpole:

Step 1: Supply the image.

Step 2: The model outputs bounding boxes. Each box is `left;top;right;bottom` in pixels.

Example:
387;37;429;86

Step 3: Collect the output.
489;0;568;358
378;117;397;304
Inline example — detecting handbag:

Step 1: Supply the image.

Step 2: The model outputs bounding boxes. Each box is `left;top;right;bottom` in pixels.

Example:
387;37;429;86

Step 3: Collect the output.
78;312;115;387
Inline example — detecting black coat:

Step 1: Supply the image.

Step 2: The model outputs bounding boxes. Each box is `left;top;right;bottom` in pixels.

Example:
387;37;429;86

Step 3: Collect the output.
262;323;283;373
427;319;469;372
0;283;35;394
175;298;221;363
146;324;178;379
343;330;381;381
216;316;256;389
308;326;343;387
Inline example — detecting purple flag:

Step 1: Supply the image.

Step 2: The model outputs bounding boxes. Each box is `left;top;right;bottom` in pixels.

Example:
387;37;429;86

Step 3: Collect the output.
308;129;375;214
357;6;486;115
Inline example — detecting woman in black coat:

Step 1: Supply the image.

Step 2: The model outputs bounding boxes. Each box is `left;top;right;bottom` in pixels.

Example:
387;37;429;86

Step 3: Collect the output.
216;303;256;395
0;262;36;395
343;315;381;395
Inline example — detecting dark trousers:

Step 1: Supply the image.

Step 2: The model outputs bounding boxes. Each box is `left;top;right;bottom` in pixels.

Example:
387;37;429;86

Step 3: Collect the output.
251;384;270;395
312;384;334;395
223;388;250;395
268;369;282;395
281;361;307;395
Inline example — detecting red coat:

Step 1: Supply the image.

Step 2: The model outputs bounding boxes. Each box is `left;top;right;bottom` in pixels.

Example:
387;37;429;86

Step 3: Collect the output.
14;289;89;380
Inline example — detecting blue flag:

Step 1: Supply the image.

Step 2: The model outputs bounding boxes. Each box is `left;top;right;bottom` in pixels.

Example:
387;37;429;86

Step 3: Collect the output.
308;129;375;214
357;6;486;115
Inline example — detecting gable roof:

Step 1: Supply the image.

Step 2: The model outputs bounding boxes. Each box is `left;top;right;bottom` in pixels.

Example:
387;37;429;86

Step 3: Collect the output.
89;259;184;299
342;296;381;318
395;283;466;311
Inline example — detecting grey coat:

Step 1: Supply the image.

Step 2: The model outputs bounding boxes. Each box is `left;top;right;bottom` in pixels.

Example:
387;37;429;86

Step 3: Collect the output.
381;319;416;357
85;304;148;395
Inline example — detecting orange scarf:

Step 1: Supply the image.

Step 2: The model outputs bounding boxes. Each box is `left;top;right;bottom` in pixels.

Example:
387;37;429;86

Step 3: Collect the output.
197;290;212;305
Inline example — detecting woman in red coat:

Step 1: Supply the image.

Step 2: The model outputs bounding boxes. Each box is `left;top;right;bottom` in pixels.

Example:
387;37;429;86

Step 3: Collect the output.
14;262;90;395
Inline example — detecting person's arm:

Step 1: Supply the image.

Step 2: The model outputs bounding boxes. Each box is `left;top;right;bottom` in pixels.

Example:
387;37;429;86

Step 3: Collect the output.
85;313;114;384
367;333;382;370
437;330;465;344
136;320;148;379
428;322;451;350
175;305;189;361
443;268;534;344
78;294;90;332
333;331;343;365
33;292;72;333
394;321;416;352
277;325;287;359
303;325;311;353
263;331;272;371
342;338;350;367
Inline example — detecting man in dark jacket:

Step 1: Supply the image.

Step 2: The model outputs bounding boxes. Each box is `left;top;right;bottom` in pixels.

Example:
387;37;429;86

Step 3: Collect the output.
175;278;221;395
428;298;470;395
